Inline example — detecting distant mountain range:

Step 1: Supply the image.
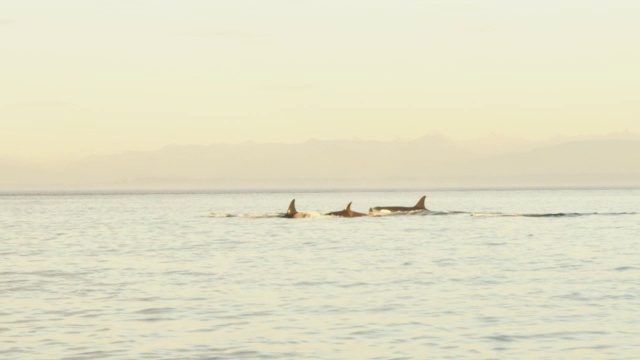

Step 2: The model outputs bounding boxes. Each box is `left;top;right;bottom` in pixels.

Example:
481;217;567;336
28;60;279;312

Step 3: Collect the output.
2;133;639;190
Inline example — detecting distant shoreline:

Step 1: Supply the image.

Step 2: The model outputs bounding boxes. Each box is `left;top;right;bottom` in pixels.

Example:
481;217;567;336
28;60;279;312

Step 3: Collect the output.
2;186;639;196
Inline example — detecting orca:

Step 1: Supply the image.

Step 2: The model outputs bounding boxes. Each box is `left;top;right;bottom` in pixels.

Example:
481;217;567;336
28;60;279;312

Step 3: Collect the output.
325;202;367;217
369;195;427;214
283;199;310;218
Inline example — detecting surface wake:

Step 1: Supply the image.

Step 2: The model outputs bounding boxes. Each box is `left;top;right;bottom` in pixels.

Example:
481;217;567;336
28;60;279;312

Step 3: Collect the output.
470;212;637;218
209;211;637;219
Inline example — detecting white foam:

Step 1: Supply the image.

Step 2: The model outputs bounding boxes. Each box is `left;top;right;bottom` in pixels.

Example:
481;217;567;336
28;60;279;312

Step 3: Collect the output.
237;213;282;219
207;213;234;218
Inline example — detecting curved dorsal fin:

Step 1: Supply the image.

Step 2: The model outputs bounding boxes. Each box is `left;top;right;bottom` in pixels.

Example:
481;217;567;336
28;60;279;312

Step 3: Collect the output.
344;201;353;211
414;195;427;210
287;199;297;215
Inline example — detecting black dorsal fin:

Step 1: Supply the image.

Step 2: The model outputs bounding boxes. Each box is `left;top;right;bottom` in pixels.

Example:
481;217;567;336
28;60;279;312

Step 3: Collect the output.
344;202;353;211
287;199;297;215
414;195;427;210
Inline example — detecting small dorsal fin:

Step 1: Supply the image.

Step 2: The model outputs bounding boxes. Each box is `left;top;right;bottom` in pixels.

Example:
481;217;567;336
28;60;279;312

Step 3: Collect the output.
414;195;427;210
287;199;297;215
344;202;353;211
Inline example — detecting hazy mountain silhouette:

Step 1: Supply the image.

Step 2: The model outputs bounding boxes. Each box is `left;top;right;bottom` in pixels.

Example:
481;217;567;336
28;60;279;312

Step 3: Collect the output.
1;134;639;190
0;158;45;187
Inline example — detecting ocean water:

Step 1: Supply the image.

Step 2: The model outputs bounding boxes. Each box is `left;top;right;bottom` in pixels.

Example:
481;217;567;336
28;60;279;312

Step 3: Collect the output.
1;189;639;359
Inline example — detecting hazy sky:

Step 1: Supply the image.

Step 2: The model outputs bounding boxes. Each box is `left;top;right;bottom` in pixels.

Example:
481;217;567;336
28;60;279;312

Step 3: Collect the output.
2;0;639;161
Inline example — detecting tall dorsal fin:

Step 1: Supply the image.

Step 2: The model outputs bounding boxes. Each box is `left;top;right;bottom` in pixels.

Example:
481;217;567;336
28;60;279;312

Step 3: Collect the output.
344;202;353;211
287;199;297;215
414;195;427;210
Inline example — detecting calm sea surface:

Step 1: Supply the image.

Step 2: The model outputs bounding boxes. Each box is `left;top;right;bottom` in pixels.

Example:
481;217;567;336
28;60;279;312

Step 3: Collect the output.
1;189;639;359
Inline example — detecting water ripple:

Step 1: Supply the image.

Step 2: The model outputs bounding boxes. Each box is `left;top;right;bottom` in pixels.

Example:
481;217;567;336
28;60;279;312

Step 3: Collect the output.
2;190;639;359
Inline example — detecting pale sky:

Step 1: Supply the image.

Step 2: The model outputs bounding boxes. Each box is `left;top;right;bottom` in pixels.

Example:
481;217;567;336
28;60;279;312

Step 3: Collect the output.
1;0;639;161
